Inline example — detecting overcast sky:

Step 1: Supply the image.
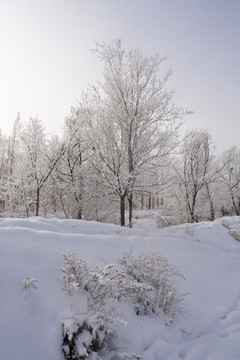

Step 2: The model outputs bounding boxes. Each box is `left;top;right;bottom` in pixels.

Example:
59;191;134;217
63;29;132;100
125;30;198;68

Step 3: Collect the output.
0;0;239;153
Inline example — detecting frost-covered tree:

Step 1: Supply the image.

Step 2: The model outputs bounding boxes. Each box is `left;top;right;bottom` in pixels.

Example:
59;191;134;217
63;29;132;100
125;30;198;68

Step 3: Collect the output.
20;117;64;216
52;108;88;219
75;40;188;227
174;130;217;222
79;96;129;225
0;129;8;213
4;114;22;214
218;146;240;216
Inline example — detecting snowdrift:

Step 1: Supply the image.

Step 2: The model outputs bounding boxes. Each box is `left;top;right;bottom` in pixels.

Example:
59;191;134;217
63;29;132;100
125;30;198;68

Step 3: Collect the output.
0;216;240;359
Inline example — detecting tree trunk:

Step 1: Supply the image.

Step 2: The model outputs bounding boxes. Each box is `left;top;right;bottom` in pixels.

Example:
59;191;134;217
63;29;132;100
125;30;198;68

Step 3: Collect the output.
36;187;40;216
229;186;239;215
76;206;83;220
128;193;133;228
206;184;215;221
148;196;151;210
188;195;197;223
120;194;126;226
141;194;144;210
75;193;83;220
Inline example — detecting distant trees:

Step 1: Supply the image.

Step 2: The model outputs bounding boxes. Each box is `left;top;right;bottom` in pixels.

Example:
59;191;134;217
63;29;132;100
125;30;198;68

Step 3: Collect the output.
52;108;88;219
0;40;240;227
19;117;64;216
4;114;22;213
0;129;8;212
173;131;218;222
218;146;240;216
0;41;189;224
0;116;239;226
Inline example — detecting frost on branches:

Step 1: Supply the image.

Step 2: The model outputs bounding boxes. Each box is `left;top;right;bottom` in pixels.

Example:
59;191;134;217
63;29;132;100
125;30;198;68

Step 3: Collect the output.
62;314;121;360
60;252;128;359
60;251;89;294
60;249;186;359
120;249;186;322
60;250;186;360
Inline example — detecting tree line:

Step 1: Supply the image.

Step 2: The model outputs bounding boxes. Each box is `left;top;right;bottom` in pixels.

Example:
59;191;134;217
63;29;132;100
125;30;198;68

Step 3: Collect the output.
0;40;239;226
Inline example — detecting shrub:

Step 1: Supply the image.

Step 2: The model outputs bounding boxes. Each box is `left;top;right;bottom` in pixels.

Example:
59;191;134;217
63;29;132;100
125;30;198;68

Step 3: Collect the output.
62;310;122;360
85;264;152;310
60;254;129;359
120;249;186;322
229;229;240;242
60;249;186;359
22;276;38;290
60;251;89;294
60;251;152;308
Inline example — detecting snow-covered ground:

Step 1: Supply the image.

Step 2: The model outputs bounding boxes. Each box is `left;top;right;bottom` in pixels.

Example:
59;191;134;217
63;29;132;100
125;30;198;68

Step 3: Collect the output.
1;215;240;359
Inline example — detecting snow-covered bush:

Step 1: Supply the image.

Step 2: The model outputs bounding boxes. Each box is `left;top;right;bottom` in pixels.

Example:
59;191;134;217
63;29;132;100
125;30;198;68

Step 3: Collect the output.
62;310;123;360
157;216;180;228
60;249;186;359
62;310;143;360
85;264;152;310
60;251;152;306
22;276;38;290
229;229;240;242
61;254;129;359
221;219;230;230
120;249;186;322
60;251;89;294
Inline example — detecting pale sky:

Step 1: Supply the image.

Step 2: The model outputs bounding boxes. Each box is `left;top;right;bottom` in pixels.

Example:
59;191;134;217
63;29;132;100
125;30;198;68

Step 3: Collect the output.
0;0;239;153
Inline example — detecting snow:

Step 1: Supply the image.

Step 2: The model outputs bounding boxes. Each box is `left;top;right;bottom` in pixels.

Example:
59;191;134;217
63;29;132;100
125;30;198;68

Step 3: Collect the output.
1;215;240;359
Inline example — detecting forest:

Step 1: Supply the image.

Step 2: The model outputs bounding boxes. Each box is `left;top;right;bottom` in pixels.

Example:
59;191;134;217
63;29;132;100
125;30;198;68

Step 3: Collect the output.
0;40;239;227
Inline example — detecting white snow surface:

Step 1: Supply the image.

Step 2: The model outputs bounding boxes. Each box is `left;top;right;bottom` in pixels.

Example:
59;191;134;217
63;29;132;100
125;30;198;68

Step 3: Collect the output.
1;215;240;359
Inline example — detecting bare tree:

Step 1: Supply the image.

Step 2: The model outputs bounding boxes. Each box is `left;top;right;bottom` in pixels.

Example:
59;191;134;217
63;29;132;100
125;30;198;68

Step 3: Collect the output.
0;130;8;213
80;39;188;227
20;117;64;216
53;108;88;219
4;113;22;213
174;130;217;222
219;146;240;216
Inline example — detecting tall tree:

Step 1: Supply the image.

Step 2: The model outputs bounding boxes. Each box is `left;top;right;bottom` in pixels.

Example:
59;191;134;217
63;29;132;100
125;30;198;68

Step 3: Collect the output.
5;113;22;214
219;146;240;216
53;107;88;219
174;130;217;222
0;129;8;213
78;39;188;227
20;117;64;216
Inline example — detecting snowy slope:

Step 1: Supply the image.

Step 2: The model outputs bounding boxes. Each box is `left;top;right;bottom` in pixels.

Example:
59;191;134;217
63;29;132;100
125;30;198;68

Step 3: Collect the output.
0;216;240;359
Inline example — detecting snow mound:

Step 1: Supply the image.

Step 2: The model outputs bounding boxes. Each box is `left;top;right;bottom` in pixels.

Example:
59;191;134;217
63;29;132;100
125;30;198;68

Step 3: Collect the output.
0;216;240;359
